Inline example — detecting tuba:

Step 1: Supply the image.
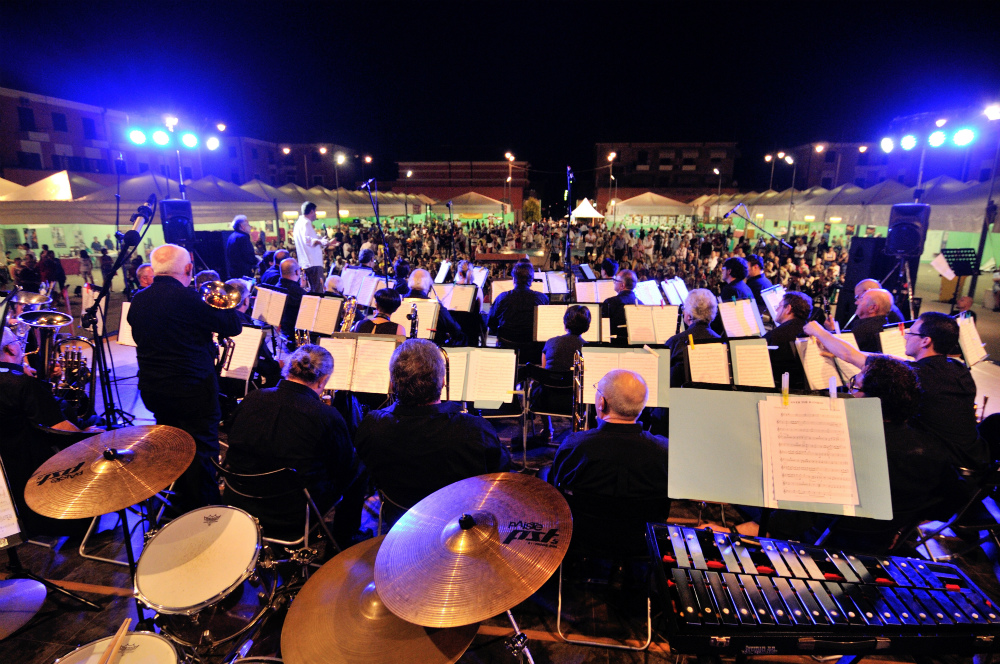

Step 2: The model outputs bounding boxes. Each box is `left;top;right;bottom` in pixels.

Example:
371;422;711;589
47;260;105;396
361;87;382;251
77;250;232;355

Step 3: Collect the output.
199;281;242;373
17;308;73;383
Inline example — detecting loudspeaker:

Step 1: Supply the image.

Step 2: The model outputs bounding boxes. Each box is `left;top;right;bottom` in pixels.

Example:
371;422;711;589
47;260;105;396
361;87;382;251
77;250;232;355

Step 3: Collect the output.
835;237;919;327
193;231;228;278
160;199;194;247
885;203;930;257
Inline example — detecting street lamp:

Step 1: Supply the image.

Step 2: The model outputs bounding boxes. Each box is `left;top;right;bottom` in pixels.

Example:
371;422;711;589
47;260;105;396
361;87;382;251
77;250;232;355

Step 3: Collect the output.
334;152;345;220
607;151;616;219
504;152;515;217
713;167;722;223
404;170;412;222
968;104;1000;297
785;156;797;233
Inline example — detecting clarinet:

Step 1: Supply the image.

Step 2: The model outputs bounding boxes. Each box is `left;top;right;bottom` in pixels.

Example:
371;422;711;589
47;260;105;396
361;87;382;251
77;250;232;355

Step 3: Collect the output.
406;302;419;338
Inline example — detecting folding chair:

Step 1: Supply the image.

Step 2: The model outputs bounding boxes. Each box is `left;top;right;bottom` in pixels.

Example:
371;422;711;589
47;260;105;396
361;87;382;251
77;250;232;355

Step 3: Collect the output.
522;364;575;446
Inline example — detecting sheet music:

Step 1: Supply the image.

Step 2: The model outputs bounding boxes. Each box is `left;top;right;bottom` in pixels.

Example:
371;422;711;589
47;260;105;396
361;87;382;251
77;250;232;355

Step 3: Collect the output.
671;278;689;301
601;317;611;342
759;395;859;507
472;266;489;289
958;315;988;366
436;283;455;309
295;295;321;331
313;297;343;335
795;337;843;390
761;285;786;321
448;285;477;312
220;327;264;382
619;353;659;405
253;288;287;327
544;271;569;294
579;264;596;280
536;305;567;342
731;341;775;388
0;458;20;542
879;328;908;360
595;280;617;302
351;337;396;393
581;304;600;344
356;275;387;308
390;299;440;340
341;267;373;299
320;337;357;391
582;351;623;404
634;280;665;305
687;342;731;384
833;332;862;381
573;281;597;303
442;349;469;401
530;280;545;294
467;350;516;403
624;306;656;345
660;280;682;306
651;305;679;343
435;261;451;283
492;280;515;299
117;301;135;347
718;300;761;337
250;287;268;322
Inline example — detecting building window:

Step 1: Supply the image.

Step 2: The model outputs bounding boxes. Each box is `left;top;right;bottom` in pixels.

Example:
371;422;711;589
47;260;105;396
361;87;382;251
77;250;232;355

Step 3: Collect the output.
51;112;67;132
82;117;97;140
18;107;36;132
17;152;42;169
636;150;649;164
855;177;866;187
232;171;240;184
183;166;193;180
824;151;837;163
821;177;833;188
51;155;63;170
139;162;149;173
251;147;259;159
68;156;84;171
312;175;324;186
229;145;238;159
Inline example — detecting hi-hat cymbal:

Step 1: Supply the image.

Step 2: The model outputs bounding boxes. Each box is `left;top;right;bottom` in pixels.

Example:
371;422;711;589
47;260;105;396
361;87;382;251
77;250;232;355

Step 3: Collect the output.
281;536;478;664
24;425;195;519
374;473;572;628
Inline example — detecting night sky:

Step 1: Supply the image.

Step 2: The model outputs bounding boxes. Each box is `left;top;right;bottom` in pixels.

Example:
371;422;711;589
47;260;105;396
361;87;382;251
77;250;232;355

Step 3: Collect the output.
4;1;1000;201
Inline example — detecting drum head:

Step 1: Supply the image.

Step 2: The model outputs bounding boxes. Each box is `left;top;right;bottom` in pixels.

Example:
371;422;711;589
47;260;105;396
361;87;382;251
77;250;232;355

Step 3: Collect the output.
136;506;260;614
55;631;176;663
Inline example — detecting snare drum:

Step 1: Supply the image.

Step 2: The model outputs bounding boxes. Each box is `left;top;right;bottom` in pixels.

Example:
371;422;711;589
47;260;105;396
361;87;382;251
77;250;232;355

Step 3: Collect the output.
54;631;177;663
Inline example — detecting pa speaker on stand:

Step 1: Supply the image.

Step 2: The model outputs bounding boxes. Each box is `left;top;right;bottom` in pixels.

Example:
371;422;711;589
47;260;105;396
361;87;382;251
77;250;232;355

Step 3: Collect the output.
884;203;930;320
160;199;208;271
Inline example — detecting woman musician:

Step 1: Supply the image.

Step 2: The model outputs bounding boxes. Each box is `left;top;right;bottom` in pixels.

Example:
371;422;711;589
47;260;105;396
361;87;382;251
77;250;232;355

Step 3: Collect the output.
351;288;407;336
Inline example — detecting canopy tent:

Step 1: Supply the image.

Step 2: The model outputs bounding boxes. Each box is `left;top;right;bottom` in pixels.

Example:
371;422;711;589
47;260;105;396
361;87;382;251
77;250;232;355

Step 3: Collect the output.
3;171;104;201
571;198;604;219
0;177;26;200
277;183;313;204
614;191;693;217
79;173;182;204
240;179;300;203
439;191;505;216
415;193;436;205
185;175;269;203
883;175;973;205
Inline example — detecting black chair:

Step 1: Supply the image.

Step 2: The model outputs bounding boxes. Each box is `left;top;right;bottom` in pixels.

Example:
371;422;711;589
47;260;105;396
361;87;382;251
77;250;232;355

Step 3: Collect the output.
555;488;671;651
522;364;576;444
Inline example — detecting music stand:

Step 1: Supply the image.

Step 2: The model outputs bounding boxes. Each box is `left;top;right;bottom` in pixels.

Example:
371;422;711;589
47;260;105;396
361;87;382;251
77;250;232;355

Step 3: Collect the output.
942;248;980;304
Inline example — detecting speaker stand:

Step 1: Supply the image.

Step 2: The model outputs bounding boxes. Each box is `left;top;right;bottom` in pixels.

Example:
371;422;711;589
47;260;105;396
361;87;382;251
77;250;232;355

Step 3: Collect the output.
881;255;916;321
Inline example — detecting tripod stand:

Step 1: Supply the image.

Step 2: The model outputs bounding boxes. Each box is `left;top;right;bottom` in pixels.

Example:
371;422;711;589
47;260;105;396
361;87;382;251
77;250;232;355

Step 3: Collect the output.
880;253;916;321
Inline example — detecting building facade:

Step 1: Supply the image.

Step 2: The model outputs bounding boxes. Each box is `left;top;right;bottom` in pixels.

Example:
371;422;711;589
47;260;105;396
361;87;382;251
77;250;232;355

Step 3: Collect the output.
391;161;530;210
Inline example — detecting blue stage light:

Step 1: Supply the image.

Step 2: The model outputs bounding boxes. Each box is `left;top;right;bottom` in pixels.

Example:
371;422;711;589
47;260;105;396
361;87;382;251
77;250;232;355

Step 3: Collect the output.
953;128;975;146
880;137;894;153
928;131;946;147
129;129;147;145
901;134;917;150
181;133;198;148
152;130;170;146
206;136;220;151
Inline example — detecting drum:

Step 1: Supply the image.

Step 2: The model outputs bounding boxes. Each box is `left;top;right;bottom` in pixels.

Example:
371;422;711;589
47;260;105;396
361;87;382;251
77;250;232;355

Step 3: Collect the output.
54;631;177;663
135;506;272;650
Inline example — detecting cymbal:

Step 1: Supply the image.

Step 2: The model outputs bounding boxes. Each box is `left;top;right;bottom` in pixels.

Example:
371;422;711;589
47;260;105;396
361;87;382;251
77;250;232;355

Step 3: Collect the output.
281;536;478;664
374;473;572;628
24;425;195;519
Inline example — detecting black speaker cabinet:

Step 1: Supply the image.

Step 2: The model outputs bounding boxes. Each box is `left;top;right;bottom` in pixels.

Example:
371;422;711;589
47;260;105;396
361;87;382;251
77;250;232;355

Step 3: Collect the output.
835;237;919;327
885;203;930;257
193;230;229;277
160;199;194;247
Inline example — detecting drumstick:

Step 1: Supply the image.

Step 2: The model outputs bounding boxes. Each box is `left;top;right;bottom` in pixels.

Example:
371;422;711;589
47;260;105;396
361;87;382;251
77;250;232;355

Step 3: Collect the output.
97;618;132;664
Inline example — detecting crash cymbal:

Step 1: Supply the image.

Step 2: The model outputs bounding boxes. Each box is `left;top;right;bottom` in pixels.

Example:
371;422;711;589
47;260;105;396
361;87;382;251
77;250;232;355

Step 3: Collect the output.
374;473;572;628
24;425;195;519
282;536;478;664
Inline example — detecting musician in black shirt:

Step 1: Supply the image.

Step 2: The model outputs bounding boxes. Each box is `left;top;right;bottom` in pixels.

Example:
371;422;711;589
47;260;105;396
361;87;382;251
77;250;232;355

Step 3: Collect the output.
260;249;289;286
848;288;892;353
600;269;637;346
278;258;308;344
663;288;720;387
224;215;258;279
228;278;281;387
764;291;811;390
745;254;773;313
128;244;243;513
352;288;407;335
406;269;465;346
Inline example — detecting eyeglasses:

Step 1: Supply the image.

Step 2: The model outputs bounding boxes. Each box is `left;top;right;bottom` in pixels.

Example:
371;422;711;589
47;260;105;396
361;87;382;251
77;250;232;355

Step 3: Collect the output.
847;375;863;393
903;331;927;338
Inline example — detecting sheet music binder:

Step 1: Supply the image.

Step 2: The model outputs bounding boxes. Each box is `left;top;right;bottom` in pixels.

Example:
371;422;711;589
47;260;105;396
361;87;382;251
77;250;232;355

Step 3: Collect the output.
442;347;518;409
534;304;601;344
623;304;680;345
117;301;135;347
760;283;786;321
581;346;670;408
319;333;404;393
669;388;892;519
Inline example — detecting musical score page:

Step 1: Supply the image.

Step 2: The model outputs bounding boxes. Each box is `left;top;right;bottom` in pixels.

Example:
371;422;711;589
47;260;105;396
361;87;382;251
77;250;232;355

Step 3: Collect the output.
492;280;515;300
341;267;373;299
355;275;382;308
545;271;569;294
731;341;775;388
472;266;489;289
435;283;455;309
313;297;343;335
582;351;622;404
958;316;987;366
651;305;679;343
795;337;843;390
250;288;268;323
718;300;758;337
295;295;320;331
0;458;20;542
390;299;440;340
619;353;659;405
660;280;682;305
879;328;908;360
581;304;600;344
761;285;786;321
442;349;469;401
117;301;135;347
467;350;516;403
634;280;665;305
320;338;357;391
435;261;451;283
687;343;731;384
220;327;263;382
530;280;545;294
573;281;597;303
759;395;859;507
535;305;567;342
671;278;689;301
595;280;617;302
351;338;396;393
448;285;477;312
624;306;656;345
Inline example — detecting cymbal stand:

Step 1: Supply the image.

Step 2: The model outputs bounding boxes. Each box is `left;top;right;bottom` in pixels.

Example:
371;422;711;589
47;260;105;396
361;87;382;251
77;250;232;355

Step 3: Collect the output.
504;610;535;664
4;544;101;610
116;506;148;624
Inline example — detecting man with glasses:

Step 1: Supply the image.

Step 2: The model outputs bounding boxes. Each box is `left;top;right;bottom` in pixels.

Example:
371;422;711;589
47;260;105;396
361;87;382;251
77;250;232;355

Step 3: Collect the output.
278;258;308;348
851;278;904;324
804;311;985;469
601;269;637;347
846;287;894;352
765;291;812;389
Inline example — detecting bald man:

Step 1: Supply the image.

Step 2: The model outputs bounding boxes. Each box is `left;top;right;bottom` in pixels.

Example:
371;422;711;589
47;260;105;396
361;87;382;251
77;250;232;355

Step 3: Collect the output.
278;258;308;344
128;243;243;513
406;268;466;346
549;369;670;500
850;287;894;353
853;278;904;324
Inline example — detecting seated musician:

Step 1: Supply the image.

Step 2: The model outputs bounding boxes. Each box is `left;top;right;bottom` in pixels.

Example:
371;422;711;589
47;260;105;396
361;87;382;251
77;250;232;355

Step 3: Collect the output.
487;260;549;359
405;268;466;346
805;311;986;469
845;278;904;326
278;258;308;347
136;262;154;289
847;287;893;352
711;256;753;336
354;339;510;526
601;269;637;347
351;288;406;336
227;278;282;387
260;249;289;286
764;356;954;552
358;248;377;272
764;290;811;390
451;260;485;346
663;288;720;387
324;275;344;297
536;304;592;441
391;259;411;297
194;269;221;289
224;344;367;544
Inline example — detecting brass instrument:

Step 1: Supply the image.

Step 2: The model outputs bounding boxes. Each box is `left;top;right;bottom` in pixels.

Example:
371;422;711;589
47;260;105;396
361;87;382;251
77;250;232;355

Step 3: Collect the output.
199;280;243;310
17;309;73;382
571;350;588;432
294;329;311;347
53;336;97;417
339;296;358;332
216;337;236;373
407;302;419;339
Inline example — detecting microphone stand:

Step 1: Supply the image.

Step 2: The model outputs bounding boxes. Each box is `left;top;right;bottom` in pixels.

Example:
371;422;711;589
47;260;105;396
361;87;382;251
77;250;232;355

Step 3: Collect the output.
725;203;793;252
361;180;393;280
563;167;574;270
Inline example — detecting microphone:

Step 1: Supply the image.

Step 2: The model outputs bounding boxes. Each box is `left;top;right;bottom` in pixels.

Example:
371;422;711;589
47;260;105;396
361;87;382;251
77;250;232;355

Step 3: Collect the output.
359;179;375;190
122;194;156;247
722;205;740;219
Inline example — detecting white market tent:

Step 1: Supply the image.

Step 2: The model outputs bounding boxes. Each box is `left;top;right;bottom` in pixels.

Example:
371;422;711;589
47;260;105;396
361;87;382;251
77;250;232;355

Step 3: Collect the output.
3;171;104;201
441;192;505;215
571;198;604;219
79;173;182;203
0;177;26;200
614;192;693;217
186;175;269;203
241;179;300;204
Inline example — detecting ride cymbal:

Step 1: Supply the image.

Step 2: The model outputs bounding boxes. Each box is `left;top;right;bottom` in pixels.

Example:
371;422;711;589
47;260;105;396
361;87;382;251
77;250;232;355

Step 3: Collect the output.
282;536;478;664
374;473;572;628
24;425;195;519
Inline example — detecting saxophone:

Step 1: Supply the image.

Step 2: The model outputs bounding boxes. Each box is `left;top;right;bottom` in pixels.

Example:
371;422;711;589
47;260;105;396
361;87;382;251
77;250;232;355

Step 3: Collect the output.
339;296;358;332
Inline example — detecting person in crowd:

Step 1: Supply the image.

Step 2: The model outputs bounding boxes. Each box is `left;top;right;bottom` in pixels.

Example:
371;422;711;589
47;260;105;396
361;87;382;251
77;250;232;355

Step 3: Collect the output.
805;311;985;469
261;249;289;286
663;288;720;386
765;290;812;389
128;244;243;513
78;249;95;286
745;254;773;314
352;288;407;335
601;269;637;346
406;268;466;345
294;202;328;293
358;248;377;272
38;249;66;304
279;258;308;345
718;256;753;302
99;248;115;291
850;278;904;324
136;262;154;289
224;344;366;544
954;295;977;323
17;254;41;292
354;339;510;526
225;214;258;279
487;260;549;357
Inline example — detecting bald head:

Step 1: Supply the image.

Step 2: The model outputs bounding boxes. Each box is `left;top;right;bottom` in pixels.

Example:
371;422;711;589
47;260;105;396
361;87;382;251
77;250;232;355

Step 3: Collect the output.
596;369;648;421
280;258;300;279
150;244;193;286
274;249;290;263
859;288;893;318
854;279;881;299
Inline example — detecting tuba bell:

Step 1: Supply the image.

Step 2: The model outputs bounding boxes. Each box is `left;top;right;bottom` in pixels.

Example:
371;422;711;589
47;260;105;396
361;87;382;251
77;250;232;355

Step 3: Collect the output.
199;280;244;310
